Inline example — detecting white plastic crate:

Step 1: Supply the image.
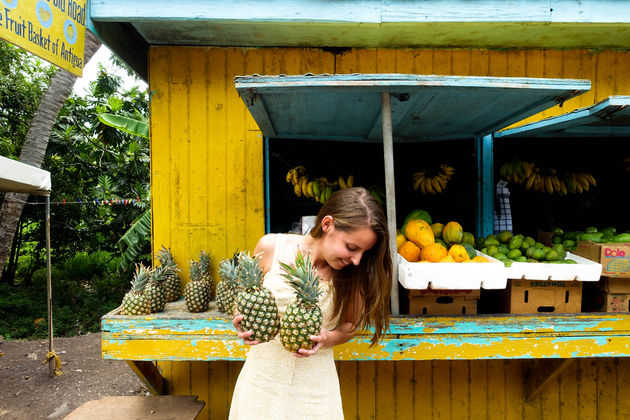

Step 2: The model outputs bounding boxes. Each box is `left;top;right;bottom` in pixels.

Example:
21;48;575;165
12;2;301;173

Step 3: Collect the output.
505;252;602;281
397;252;507;290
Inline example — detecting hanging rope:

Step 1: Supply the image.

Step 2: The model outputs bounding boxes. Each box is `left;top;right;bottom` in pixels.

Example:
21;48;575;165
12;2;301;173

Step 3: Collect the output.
43;350;63;376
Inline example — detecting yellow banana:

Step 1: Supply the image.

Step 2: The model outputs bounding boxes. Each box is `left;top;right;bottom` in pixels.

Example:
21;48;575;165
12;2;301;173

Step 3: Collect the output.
294;182;302;197
286;168;295;183
338;176;348;189
312;181;321;197
346;175;354;188
325;186;333;201
435;175;447;190
575;174;590;191
431;177;442;193
525;173;536;190
419;178;428;194
582;173;597;186
306;180;314;198
551;175;561;192
425;178;435;194
534;174;541;192
413;175;425;191
299;177;308;197
545;176;554;194
559;180;568;195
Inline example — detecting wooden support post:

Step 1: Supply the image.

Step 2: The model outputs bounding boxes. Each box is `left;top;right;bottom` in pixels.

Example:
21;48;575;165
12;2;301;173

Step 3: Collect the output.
381;92;399;315
524;358;575;402
127;361;168;395
46;195;55;378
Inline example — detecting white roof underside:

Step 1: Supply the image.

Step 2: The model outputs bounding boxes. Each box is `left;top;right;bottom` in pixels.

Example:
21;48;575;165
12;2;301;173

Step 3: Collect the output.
0;156;51;196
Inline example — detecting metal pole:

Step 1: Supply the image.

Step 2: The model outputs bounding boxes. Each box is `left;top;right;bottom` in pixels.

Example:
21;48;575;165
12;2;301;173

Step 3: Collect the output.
381;92;400;315
46;195;54;377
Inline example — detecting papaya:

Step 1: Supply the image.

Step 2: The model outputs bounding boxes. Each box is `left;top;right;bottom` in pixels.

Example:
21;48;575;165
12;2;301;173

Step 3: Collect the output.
448;244;470;262
430;222;444;239
399;241;421;262
579;232;604;242
497;230;513;243
442;221;463;244
402;209;432;232
600;226;617;235
420;243;448;262
508;236;523;250
404;219;435;248
461;232;475;247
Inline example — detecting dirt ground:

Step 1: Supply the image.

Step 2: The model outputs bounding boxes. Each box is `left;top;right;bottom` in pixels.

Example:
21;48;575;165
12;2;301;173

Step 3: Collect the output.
0;333;148;419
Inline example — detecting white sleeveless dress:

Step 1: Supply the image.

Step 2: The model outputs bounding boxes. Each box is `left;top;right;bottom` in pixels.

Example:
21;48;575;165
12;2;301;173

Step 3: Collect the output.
228;234;343;420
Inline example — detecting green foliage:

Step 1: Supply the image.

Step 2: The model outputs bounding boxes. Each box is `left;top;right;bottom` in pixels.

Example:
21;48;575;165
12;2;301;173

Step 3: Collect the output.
0;251;132;339
117;209;151;269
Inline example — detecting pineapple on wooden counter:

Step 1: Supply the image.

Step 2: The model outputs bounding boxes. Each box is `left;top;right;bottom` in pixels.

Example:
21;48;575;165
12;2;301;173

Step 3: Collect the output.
121;264;152;315
156;246;181;302
184;251;213;312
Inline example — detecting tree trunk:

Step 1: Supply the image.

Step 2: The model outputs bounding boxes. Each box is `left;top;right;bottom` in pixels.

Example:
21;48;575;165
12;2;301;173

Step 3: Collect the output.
0;30;102;280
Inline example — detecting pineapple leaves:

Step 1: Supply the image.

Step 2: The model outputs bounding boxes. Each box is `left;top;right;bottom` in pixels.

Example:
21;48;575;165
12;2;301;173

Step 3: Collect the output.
280;253;323;306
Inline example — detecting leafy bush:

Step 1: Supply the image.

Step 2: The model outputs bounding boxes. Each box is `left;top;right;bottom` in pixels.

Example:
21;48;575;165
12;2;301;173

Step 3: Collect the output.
0;251;133;339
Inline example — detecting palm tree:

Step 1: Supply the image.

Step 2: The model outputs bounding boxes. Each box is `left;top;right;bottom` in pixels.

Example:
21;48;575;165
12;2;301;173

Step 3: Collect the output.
0;30;102;280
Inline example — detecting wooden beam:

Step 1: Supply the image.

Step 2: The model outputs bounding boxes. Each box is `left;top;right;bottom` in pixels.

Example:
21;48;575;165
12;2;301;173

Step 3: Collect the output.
127;361;168;395
524;358;575;402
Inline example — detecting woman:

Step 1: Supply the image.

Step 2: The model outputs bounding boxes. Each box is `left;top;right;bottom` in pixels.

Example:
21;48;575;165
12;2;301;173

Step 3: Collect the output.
229;186;392;419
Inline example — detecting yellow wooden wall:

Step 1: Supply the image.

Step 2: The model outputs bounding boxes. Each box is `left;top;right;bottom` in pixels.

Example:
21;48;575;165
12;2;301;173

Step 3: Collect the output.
148;47;630;419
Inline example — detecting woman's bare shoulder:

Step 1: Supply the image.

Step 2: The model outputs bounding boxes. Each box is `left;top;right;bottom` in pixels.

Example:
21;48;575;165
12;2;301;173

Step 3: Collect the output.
254;233;281;256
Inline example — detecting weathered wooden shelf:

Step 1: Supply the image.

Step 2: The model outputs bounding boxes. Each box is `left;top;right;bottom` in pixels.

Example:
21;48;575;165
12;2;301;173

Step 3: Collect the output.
101;299;630;362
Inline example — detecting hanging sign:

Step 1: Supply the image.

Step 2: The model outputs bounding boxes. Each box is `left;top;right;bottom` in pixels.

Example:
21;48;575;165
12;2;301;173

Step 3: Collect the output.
0;0;86;76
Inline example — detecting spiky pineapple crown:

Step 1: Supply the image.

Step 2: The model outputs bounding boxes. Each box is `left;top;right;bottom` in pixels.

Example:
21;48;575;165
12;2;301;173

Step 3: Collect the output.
219;253;240;286
189;260;204;282
279;252;323;308
157;246;181;275
199;250;212;274
150;265;166;284
236;252;263;290
131;264;151;293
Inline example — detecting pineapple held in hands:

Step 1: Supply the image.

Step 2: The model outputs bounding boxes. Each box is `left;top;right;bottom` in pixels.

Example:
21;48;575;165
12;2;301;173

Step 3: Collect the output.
184;251;213;312
235;252;280;343
279;253;324;352
157;246;181;302
216;252;242;315
145;265;168;313
121;264;152;315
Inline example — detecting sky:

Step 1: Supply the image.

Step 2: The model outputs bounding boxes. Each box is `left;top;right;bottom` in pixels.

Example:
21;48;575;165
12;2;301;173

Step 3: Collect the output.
72;45;147;95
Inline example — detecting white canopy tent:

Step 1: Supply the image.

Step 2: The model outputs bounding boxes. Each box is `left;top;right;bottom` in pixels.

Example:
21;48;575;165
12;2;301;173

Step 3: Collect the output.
0;156;57;376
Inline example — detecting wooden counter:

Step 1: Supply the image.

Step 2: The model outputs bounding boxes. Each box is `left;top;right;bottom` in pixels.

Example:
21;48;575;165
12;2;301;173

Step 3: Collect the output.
101;300;630;361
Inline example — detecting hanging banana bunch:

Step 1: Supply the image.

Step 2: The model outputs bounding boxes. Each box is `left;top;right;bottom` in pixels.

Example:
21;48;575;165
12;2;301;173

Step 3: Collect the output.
500;159;596;195
285;166;355;204
412;164;454;195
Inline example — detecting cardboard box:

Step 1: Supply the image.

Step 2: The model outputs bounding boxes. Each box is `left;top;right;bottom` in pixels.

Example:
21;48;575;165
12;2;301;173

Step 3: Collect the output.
584;286;630;313
500;279;582;314
408;289;480;315
599;276;630;293
574;241;630;278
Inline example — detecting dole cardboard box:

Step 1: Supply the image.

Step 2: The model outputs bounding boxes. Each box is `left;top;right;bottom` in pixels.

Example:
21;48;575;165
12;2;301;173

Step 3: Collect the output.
575;241;630;278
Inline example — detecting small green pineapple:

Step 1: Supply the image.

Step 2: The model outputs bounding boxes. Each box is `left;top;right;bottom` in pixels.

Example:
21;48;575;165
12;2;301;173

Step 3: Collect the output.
145;265;168;313
184;256;212;312
279;253;324;352
235;252;280;343
157;246;181;302
121;264;152;315
216;252;242;315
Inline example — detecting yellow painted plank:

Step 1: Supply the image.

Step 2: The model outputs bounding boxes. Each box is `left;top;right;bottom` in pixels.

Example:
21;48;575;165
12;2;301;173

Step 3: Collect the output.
432;360;451;420
414;360;432;418
596;50;618;100
597;357;617;420
488;49;508;77
469;360;488;419
206;48;228;258
412;49;434;75
394;360;415;419
190;361;209;419
506;49;526;78
539;362;561;420
432;49;452;75
618;358;630;418
505;360;524;420
375;361;396;419
357;361;376;419
558;360;578;420
337;361;358;419
451;49;472;76
577;359;598;420
487;360;506;420
450;360;469;420
376;49;398;74
208;360;231;420
393;49;416;74
469;48;490;76
149;47;172;255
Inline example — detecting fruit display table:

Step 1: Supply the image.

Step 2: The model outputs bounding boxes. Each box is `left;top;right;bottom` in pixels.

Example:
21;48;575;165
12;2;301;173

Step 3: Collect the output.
102;300;630;363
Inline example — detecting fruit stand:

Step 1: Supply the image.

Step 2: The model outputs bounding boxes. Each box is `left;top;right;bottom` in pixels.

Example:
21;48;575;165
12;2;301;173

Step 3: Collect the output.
90;1;630;419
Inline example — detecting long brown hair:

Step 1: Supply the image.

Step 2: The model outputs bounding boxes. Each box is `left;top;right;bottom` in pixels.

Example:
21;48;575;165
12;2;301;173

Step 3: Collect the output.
309;187;392;346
